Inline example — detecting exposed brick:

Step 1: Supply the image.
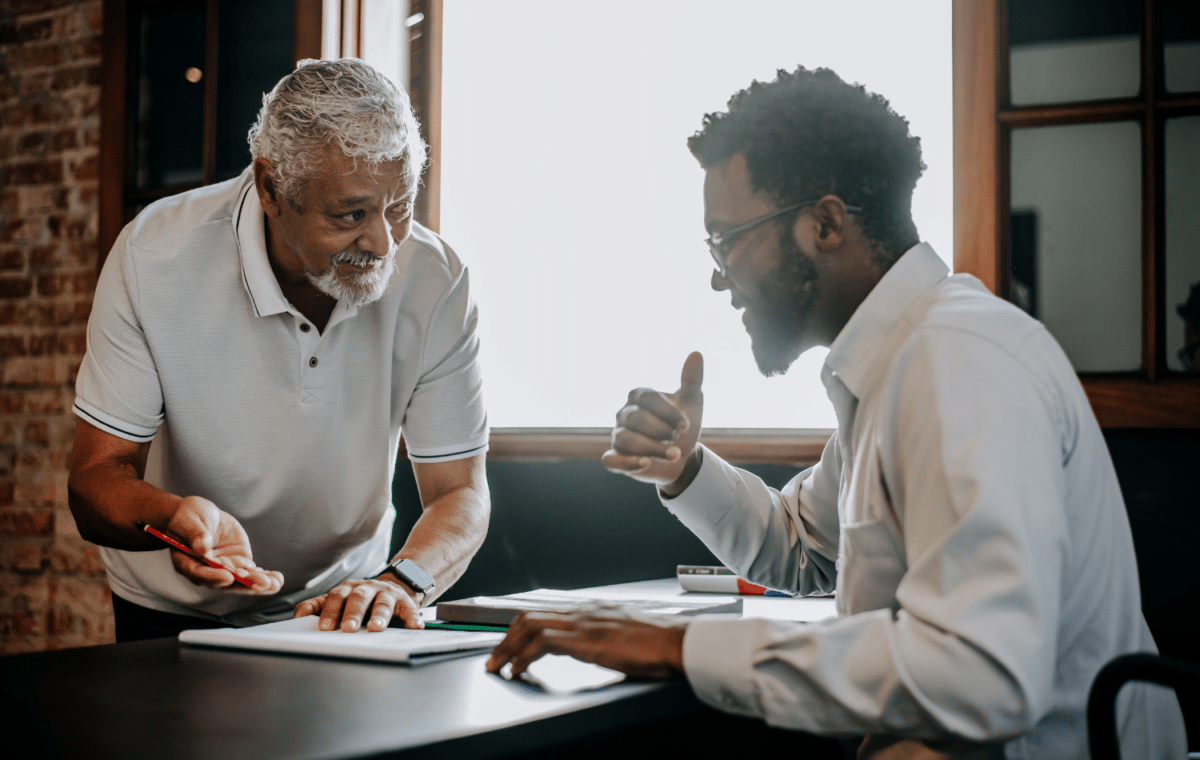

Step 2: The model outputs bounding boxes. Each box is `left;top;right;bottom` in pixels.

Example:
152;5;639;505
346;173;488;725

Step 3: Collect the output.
35;271;92;297
30;243;60;268
72;36;102;61
24;389;64;414
19;185;64;213
0;391;25;414
2;357;59;384
0;509;53;536
0;302;27;325
67;240;96;264
16;18;54;43
0;190;18;216
7;42;64;69
2;0;113;654
49;538;104;575
6;539;48;572
0;248;26;270
50;129;78;152
6;0;76;15
23;420;50;447
4;160;63;185
0;336;27;357
15;130;50;156
18;71;54;97
12;482;54;506
55;332;86;356
72;155;98;181
3;217;44;243
0;277;34;298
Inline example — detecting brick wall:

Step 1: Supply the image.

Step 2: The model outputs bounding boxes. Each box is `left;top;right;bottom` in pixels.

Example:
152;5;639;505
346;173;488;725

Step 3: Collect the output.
0;0;112;653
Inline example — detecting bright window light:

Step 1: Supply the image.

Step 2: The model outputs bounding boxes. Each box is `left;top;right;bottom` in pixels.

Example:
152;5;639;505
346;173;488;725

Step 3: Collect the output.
440;0;952;429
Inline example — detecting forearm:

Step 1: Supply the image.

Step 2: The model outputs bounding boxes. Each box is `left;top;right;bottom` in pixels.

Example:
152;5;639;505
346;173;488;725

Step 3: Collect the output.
68;448;183;550
390;483;489;603
662;445;838;596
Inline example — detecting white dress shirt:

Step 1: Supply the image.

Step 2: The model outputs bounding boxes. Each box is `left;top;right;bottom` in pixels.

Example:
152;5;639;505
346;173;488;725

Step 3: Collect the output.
669;244;1185;759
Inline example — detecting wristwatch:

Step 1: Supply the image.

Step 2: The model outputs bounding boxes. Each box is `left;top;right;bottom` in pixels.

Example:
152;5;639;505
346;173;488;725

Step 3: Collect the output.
377;557;436;595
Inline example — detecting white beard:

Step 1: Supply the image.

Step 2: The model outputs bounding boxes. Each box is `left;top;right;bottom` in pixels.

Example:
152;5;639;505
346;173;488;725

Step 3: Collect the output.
306;248;397;307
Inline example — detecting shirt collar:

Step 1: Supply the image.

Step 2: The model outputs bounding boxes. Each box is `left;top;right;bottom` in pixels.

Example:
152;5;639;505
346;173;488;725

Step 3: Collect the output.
823;242;949;401
234;173;291;318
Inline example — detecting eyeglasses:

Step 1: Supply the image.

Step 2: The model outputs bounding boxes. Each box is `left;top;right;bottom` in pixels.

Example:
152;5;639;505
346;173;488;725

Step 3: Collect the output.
705;198;863;277
1179;340;1200;371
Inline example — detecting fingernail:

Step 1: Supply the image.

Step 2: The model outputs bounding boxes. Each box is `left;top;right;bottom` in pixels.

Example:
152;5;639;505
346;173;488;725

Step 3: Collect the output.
639;457;651;468
346;620;359;631
666;446;681;461
372;617;386;628
319;619;333;630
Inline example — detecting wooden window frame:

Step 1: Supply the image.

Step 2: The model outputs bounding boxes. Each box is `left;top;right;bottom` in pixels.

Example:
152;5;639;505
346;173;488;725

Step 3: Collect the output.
956;0;1200;429
98;0;323;269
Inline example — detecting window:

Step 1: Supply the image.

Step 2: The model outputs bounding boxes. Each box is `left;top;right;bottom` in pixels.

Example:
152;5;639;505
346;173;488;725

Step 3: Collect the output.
955;0;1200;428
414;0;952;447
99;0;323;263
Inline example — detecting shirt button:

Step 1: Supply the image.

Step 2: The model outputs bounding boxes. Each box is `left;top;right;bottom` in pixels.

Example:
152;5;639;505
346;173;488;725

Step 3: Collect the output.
300;323;310;332
309;357;318;367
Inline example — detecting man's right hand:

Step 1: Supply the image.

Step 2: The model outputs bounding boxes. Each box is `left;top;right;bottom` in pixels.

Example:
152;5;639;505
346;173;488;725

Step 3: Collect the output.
163;495;284;593
601;352;705;495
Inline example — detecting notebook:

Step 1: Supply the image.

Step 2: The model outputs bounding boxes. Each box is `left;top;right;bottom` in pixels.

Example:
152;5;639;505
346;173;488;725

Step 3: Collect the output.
179;616;504;665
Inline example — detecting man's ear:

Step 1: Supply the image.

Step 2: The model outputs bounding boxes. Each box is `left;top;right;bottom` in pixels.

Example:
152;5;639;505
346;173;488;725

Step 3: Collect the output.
253;158;283;218
808;195;849;251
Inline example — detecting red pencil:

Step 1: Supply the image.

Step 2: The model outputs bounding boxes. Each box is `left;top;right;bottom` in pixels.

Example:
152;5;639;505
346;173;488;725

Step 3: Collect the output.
143;524;255;588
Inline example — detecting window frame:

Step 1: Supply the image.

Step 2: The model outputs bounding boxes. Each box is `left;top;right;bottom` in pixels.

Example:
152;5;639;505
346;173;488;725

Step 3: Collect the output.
956;0;1200;428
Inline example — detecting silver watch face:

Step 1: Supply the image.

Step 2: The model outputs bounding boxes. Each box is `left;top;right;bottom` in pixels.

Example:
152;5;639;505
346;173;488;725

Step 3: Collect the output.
390;558;435;592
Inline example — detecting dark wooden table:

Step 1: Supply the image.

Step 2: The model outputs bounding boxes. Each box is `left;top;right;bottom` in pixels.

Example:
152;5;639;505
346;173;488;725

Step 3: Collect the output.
0;582;845;760
0;635;707;760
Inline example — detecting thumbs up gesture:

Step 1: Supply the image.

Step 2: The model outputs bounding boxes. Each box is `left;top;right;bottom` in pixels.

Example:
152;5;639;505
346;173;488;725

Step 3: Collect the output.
601;352;705;494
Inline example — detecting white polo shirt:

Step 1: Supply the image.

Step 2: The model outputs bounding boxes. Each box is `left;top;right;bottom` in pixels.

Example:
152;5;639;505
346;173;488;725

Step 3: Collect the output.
74;168;488;625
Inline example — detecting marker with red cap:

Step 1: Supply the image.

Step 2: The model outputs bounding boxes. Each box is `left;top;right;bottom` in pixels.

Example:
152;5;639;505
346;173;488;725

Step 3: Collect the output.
143;524;256;588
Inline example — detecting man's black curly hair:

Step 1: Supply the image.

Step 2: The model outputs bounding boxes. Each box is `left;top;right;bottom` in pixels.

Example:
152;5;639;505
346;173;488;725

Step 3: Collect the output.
688;67;926;262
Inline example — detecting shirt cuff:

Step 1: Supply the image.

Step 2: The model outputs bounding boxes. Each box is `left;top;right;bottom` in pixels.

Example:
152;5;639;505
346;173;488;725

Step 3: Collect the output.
72;398;159;442
658;444;744;549
682;615;767;719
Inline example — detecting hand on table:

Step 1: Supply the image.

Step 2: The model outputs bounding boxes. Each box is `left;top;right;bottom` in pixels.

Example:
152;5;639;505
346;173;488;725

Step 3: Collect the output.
165;495;284;593
601;352;705;493
485;605;688;679
293;576;423;632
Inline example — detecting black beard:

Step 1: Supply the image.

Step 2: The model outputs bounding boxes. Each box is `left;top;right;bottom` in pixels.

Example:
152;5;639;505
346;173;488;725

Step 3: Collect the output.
746;228;819;377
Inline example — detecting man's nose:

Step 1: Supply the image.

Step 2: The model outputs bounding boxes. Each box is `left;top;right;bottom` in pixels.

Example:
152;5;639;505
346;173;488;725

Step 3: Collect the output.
357;214;396;257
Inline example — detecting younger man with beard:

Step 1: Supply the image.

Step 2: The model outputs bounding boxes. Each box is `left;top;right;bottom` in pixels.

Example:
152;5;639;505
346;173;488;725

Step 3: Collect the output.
487;68;1185;758
68;59;489;641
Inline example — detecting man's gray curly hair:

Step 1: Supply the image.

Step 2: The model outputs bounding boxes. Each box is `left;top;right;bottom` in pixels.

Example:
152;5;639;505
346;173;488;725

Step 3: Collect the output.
248;58;427;211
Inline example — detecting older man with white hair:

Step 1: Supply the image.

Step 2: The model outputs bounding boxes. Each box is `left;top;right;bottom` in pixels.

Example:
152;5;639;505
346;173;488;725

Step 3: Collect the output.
68;59;490;641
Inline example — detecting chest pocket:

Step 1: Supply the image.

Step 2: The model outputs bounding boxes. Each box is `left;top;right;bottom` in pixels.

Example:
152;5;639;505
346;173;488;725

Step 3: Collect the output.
836;517;907;617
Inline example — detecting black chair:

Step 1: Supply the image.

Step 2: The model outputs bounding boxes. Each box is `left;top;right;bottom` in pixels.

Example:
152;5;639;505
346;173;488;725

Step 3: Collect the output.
1087;652;1200;760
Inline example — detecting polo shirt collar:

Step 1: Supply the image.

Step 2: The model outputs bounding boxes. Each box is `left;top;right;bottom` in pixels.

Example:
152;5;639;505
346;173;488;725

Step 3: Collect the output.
234;175;291;318
824;242;949;401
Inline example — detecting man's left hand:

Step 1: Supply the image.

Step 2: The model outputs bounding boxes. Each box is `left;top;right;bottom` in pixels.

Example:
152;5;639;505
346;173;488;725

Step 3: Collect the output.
293;577;422;631
485;606;688;679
